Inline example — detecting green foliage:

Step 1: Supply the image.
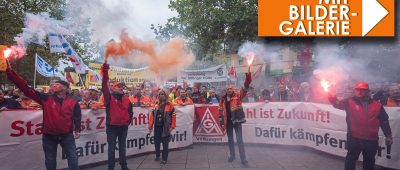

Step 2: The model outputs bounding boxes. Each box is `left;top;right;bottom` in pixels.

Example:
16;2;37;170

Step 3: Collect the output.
0;0;98;87
151;0;258;60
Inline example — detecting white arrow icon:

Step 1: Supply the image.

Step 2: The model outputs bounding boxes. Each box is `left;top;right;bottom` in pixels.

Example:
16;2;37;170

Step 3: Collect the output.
362;0;389;36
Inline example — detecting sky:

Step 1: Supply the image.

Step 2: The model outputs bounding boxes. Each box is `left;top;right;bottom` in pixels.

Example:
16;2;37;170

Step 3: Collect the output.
70;0;177;43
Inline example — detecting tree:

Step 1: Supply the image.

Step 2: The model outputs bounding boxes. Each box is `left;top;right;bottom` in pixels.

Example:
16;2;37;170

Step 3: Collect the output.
151;0;258;60
0;0;97;87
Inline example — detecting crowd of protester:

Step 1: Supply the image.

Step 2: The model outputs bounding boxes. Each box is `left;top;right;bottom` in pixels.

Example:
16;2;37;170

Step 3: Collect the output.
1;79;400;112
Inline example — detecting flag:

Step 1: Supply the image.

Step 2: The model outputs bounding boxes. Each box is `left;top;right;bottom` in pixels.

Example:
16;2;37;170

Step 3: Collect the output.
252;65;263;79
66;71;75;84
35;54;66;80
227;66;237;80
57;35;87;74
86;66;102;83
48;33;65;53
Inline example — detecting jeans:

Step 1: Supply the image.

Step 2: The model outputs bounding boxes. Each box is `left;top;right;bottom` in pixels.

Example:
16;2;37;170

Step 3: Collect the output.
42;133;79;170
345;137;378;170
106;125;129;170
226;120;246;163
154;126;171;161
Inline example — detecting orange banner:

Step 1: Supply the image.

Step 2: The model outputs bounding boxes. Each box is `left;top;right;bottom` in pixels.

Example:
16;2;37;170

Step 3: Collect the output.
258;0;395;37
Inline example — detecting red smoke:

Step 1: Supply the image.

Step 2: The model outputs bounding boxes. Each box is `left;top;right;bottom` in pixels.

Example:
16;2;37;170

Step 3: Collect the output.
105;30;194;81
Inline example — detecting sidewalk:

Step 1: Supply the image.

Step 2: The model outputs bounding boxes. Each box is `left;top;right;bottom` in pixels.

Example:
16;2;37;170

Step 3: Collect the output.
82;144;371;170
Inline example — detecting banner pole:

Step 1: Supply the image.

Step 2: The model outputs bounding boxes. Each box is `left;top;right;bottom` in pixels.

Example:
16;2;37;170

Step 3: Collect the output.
33;54;37;89
78;74;87;89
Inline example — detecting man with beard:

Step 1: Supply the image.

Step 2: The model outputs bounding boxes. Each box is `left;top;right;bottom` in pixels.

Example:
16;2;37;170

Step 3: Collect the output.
129;85;152;107
174;89;193;106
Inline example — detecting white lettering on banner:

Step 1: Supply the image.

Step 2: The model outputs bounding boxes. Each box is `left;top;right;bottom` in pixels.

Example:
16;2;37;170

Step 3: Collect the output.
0;103;399;169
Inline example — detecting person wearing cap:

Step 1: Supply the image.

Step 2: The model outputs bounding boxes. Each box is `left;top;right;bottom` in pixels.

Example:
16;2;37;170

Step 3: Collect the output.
101;63;133;170
218;71;252;166
6;67;81;170
129;85;152;107
328;82;393;170
148;89;176;164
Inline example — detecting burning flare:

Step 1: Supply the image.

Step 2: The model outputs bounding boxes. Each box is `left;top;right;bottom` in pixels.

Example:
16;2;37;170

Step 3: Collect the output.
246;54;255;66
320;79;332;92
3;48;12;59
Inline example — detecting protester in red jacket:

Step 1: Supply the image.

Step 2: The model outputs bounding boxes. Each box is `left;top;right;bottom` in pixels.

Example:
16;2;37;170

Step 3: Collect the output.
328;82;393;170
6;67;81;170
101;63;133;170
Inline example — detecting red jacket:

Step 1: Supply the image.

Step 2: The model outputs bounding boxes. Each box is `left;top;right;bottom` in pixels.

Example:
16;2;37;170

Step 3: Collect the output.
329;96;392;140
6;69;81;135
109;95;131;125
101;65;133;126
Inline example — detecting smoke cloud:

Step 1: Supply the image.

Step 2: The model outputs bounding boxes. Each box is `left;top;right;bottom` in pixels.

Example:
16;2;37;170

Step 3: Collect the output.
313;38;400;89
105;30;195;82
238;41;284;64
10;12;78;59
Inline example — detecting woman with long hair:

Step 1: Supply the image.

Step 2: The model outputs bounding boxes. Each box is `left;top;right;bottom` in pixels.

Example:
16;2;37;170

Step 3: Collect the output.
148;89;176;164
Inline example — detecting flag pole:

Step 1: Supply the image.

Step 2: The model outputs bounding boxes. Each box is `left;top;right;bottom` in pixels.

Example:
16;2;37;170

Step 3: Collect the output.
78;73;87;89
33;54;37;89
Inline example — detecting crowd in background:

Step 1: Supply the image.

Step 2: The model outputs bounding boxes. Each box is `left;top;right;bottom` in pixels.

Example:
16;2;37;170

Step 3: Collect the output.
1;78;400;112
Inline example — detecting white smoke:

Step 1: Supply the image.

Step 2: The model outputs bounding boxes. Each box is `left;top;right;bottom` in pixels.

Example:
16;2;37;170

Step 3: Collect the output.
67;0;177;44
237;41;283;63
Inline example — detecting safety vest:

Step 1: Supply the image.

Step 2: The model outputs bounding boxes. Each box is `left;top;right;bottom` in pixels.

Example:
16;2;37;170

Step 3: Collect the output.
347;99;382;140
173;97;193;105
41;96;77;135
109;95;131;126
129;95;152;107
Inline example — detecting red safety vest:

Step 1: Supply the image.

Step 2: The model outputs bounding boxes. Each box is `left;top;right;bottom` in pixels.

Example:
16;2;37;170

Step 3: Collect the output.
41;96;77;135
347;99;381;140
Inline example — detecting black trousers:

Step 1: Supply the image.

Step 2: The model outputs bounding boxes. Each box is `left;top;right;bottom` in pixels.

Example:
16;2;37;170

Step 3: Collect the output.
345;137;378;170
154;126;171;161
106;125;128;169
226;120;246;163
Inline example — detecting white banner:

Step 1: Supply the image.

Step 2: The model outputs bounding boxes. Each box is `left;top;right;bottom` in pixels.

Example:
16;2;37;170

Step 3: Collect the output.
177;64;227;83
48;33;65;53
192;103;400;169
35;54;65;80
0;106;194;170
0;103;398;169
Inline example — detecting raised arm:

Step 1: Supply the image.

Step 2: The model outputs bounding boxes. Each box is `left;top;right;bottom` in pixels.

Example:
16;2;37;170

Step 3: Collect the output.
239;71;252;99
6;68;42;104
327;93;346;110
101;63;111;104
